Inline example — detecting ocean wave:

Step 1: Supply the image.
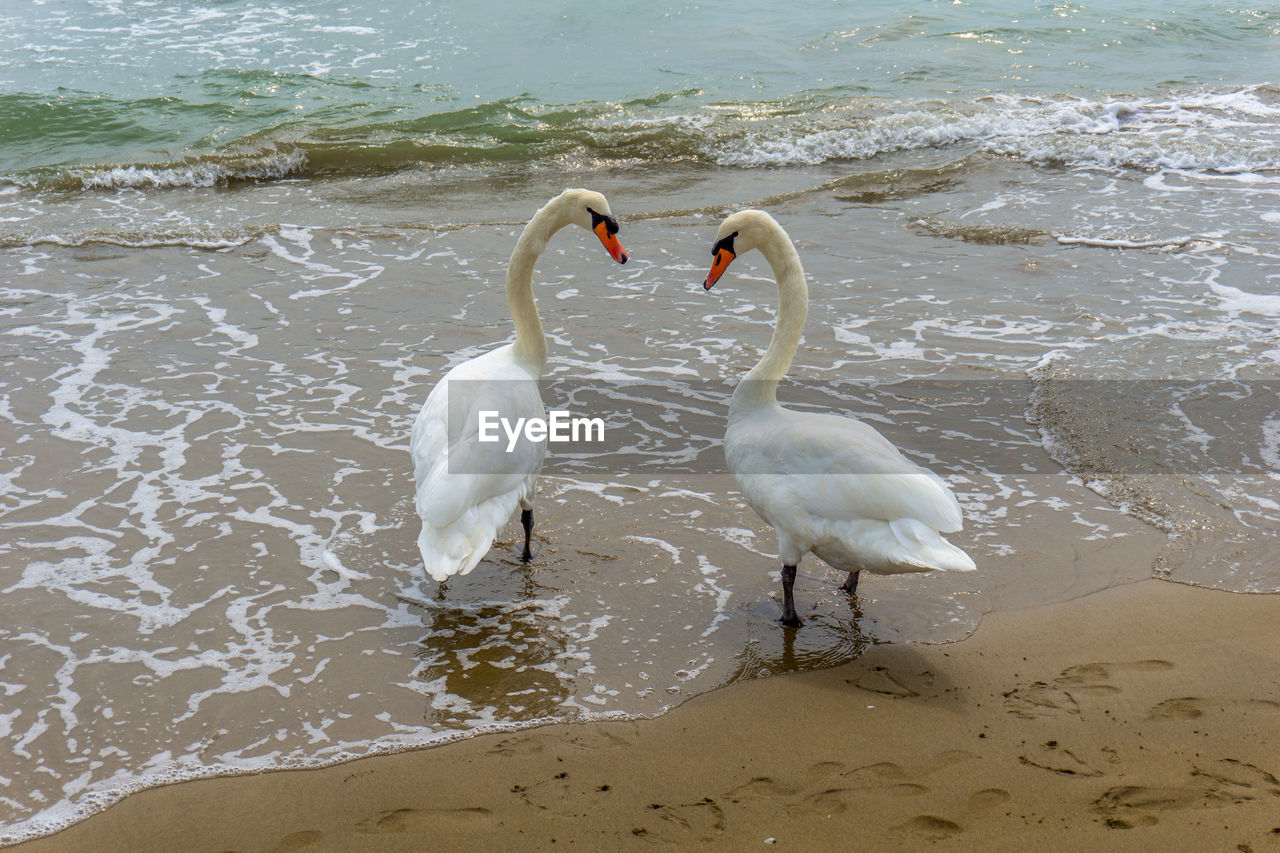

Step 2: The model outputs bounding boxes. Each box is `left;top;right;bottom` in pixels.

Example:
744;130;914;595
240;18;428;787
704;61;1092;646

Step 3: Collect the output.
710;86;1280;174
912;216;1051;246
5;86;1278;193
75;147;308;189
2;96;709;191
1054;234;1221;251
912;217;1221;251
0;226;274;251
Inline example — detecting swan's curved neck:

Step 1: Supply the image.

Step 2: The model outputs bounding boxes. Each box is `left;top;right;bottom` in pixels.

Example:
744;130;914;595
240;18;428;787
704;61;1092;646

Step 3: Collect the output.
508;201;567;371
733;227;808;411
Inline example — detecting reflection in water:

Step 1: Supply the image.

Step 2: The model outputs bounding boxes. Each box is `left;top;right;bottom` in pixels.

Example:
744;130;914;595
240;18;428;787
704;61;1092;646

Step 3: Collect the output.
727;593;872;684
406;595;574;726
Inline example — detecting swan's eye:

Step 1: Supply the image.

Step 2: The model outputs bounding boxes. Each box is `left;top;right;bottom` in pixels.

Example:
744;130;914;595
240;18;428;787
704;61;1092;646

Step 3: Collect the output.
712;231;738;256
587;207;618;235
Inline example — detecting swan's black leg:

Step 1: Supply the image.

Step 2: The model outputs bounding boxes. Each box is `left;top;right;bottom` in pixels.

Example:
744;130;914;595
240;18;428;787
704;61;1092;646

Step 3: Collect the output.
840;570;860;595
780;564;802;627
520;508;534;562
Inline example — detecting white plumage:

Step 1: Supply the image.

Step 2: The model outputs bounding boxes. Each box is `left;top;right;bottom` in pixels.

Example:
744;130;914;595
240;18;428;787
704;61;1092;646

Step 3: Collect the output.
411;189;627;582
411;346;546;580
703;209;975;626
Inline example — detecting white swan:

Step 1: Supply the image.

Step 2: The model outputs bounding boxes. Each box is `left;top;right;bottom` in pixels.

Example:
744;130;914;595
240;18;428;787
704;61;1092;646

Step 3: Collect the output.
411;189;628;582
702;210;975;626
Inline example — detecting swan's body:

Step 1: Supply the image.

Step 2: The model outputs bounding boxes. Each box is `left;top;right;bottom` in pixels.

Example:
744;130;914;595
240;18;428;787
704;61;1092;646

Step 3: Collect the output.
411;189;626;582
411;345;545;580
703;210;974;625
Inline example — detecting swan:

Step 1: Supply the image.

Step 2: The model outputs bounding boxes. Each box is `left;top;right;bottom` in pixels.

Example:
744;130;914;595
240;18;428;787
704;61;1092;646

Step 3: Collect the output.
702;210;975;626
411;189;628;582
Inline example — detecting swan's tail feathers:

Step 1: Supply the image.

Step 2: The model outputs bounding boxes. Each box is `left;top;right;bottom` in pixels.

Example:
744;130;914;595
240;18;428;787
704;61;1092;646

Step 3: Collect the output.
889;518;977;573
417;524;492;582
416;484;525;582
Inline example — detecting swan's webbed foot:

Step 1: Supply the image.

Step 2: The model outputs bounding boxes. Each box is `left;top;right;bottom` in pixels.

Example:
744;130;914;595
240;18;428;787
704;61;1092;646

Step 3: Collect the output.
840;570;860;595
780;564;802;627
520;508;534;563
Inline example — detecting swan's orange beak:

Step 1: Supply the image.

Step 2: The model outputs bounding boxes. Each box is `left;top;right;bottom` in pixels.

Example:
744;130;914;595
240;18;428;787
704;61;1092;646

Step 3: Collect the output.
594;220;628;264
703;248;735;290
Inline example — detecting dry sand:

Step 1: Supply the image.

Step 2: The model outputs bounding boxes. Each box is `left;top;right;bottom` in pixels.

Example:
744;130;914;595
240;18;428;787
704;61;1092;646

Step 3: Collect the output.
16;578;1280;852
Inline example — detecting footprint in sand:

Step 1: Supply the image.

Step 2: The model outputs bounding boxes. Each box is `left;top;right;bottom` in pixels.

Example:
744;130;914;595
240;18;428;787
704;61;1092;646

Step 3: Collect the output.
722;776;798;802
1092;758;1280;827
1055;660;1174;696
804;760;845;781
837;753;974;791
1018;740;1104;777
779;763;859;816
966;788;1011;817
892;815;963;841
789;788;855;817
785;754;974;817
1194;758;1280;797
633;797;726;843
1146;695;1280;720
841;761;913;785
837;762;929;798
514;770;621;817
354;806;491;835
722;752;972;822
848;666;937;699
1099;813;1161;830
1004;659;1176;717
788;779;930;818
1146;697;1205;720
1002;682;1081;718
921;749;978;775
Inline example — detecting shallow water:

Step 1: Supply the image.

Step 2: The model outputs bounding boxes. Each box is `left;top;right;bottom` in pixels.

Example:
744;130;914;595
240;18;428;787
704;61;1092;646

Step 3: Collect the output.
2;0;1280;844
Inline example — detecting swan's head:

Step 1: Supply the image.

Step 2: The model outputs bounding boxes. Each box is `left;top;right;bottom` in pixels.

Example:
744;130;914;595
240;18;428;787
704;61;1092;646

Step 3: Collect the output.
702;209;780;290
557;188;628;264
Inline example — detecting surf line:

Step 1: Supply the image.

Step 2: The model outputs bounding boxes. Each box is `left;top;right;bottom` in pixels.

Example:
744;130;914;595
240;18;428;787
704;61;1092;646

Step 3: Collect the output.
478;410;605;452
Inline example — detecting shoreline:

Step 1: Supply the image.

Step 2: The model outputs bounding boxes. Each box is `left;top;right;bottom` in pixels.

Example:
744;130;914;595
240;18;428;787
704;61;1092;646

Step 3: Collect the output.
15;577;1280;851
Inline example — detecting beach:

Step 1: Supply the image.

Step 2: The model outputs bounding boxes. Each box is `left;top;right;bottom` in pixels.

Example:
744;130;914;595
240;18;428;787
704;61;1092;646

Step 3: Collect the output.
2;1;1279;847
16;577;1280;851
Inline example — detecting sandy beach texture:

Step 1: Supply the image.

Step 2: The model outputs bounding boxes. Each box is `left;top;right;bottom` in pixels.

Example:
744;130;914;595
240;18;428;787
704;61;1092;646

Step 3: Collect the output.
17;577;1280;852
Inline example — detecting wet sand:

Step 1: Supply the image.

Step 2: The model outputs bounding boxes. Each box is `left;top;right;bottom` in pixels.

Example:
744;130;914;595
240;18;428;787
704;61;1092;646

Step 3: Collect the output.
17;576;1280;852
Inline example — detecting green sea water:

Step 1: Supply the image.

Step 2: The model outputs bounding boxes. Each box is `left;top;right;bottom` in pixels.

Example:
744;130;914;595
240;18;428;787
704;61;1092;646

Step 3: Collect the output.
2;1;1278;186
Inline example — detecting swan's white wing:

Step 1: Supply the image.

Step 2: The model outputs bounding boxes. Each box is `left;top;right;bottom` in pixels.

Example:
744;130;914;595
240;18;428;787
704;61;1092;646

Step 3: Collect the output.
411;349;546;530
727;410;964;533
